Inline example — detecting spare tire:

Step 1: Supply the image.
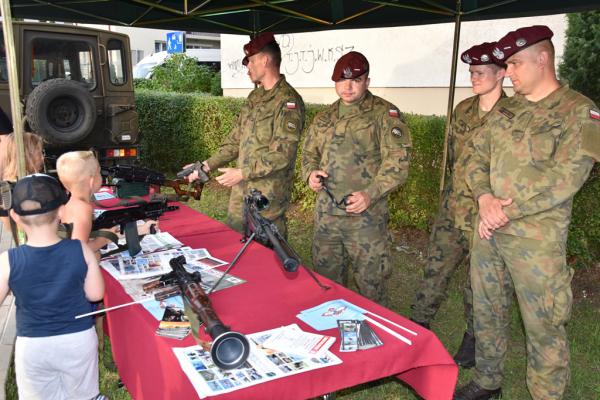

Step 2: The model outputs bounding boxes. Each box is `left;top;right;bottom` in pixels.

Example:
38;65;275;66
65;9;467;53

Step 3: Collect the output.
26;78;96;145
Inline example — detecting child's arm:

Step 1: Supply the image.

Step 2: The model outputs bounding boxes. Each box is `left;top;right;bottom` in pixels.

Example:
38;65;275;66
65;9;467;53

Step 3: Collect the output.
81;241;105;302
69;201;118;252
0;252;10;306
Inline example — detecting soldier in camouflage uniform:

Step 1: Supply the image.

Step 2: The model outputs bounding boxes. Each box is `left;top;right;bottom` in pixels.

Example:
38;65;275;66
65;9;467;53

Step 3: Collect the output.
455;26;600;400
301;52;411;305
410;42;506;368
185;33;304;237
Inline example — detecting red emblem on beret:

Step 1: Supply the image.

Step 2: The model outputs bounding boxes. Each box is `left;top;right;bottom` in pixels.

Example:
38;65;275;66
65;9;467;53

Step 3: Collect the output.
242;32;276;66
331;51;369;82
492;25;553;62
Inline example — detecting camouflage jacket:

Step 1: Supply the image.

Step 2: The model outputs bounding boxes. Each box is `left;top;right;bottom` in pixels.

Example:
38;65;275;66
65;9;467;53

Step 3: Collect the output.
447;92;506;232
466;84;600;242
206;75;305;220
301;91;411;217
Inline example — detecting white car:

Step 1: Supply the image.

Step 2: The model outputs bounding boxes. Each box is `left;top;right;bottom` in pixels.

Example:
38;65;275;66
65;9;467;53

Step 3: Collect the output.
133;49;221;79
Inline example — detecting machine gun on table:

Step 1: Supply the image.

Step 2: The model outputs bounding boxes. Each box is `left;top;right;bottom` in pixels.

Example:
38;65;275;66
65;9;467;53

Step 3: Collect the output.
101;164;205;201
92;198;178;256
143;255;251;370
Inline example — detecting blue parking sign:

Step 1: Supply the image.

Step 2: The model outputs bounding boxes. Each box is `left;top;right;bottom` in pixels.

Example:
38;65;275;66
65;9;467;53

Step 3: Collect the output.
166;31;185;53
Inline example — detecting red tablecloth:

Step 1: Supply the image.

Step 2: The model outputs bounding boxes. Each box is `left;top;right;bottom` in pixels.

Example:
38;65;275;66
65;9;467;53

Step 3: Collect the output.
103;203;458;399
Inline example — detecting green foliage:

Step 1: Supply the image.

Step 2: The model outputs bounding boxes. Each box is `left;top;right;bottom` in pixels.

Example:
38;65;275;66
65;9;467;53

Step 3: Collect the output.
133;53;222;94
136;92;600;267
558;11;600;105
568;164;600;268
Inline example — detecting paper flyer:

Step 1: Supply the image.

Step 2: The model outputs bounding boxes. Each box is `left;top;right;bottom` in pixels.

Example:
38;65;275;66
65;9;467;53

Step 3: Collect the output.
173;326;342;398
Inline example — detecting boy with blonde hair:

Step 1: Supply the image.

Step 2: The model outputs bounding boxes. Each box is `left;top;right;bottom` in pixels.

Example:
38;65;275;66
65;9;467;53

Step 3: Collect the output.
0;174;105;399
57;151;156;253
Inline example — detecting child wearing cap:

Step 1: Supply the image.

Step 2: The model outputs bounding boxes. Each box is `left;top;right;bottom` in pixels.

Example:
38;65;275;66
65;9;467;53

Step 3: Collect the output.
56;150;156;254
0;173;106;399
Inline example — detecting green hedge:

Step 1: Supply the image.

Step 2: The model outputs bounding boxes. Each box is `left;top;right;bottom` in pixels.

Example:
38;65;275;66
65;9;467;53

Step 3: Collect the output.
136;90;600;267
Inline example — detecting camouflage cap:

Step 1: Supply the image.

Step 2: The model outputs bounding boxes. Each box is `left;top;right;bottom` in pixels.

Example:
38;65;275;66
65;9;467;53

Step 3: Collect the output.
492;25;554;62
461;42;504;66
331;51;369;82
242;32;276;66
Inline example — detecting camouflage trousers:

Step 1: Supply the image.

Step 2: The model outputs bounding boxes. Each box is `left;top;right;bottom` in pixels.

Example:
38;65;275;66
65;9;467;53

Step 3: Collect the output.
411;205;473;334
471;232;573;399
312;212;391;306
226;188;288;239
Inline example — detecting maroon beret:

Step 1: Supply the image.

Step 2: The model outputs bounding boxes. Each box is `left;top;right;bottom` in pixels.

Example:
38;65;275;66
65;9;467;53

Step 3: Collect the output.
242;32;276;66
492;25;554;62
331;51;369;82
461;42;501;66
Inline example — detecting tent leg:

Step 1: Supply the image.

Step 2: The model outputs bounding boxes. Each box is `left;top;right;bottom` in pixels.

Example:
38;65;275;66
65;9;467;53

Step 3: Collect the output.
439;0;462;197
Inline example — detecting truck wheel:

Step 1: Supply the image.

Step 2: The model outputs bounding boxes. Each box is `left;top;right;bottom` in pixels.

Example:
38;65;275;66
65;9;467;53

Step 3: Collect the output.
26;78;96;144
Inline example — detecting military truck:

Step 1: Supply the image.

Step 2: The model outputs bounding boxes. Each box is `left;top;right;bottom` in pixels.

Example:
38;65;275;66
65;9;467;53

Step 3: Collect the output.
0;22;139;164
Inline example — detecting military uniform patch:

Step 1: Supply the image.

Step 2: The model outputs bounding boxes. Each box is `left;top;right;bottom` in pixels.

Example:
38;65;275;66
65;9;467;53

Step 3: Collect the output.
286;119;297;132
498;107;515;119
389;109;399;118
590;109;600;121
286;102;296;109
391;127;402;137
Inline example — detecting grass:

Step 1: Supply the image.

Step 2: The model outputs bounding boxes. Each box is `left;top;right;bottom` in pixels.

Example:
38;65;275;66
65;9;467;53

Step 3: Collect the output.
5;182;600;399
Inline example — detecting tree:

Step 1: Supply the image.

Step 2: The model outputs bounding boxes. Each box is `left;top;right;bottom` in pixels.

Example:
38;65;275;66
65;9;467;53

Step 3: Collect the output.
137;53;222;95
558;11;600;105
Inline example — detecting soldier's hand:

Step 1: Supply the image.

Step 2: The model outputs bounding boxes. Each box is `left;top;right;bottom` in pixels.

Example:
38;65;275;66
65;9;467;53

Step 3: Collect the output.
182;163;200;183
345;191;371;214
202;161;211;172
308;170;328;192
478;220;494;240
216;168;243;187
478;193;512;229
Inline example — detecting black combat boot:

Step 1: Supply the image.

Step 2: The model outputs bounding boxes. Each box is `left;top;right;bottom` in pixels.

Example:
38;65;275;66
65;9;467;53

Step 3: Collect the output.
454;331;476;368
453;381;502;400
409;318;430;330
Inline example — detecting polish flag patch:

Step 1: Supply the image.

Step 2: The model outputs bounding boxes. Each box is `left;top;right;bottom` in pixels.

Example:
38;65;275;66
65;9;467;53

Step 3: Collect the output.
286;102;296;109
389;109;399;117
590;109;600;121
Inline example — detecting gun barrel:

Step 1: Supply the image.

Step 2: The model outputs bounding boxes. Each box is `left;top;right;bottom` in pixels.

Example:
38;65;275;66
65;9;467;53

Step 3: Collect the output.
169;256;250;370
262;224;299;272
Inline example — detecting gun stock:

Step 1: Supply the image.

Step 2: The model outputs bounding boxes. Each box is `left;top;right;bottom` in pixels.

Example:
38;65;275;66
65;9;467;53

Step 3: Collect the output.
102;165;204;201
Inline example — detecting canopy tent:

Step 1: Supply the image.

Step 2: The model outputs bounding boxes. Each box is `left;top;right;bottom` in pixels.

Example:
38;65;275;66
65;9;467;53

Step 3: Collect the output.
6;1;599;35
2;0;600;190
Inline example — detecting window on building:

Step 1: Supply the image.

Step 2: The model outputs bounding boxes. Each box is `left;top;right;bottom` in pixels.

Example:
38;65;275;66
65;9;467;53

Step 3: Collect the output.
131;49;145;65
155;41;167;53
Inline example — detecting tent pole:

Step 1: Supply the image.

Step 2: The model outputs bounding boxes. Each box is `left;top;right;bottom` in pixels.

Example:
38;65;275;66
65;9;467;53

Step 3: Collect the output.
0;0;26;180
439;0;462;197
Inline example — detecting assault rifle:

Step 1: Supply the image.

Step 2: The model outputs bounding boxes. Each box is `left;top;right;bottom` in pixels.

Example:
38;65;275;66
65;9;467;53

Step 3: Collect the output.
144;256;250;370
101;165;205;201
92;198;178;256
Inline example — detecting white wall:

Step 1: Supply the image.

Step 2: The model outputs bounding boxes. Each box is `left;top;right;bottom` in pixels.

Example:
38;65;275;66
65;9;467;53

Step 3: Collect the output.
221;14;566;114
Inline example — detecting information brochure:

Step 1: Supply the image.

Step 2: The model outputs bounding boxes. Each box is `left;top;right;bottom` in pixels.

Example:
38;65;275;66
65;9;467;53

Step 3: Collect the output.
261;324;335;358
297;299;366;331
173;325;342;398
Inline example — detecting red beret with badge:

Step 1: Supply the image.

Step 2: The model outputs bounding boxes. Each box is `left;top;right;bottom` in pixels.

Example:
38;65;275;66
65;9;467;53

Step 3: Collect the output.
492;25;554;62
461;42;504;66
331;51;369;82
242;32;276;66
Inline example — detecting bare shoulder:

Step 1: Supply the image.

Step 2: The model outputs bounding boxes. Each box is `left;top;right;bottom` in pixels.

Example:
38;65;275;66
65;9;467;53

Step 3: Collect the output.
63;198;93;223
